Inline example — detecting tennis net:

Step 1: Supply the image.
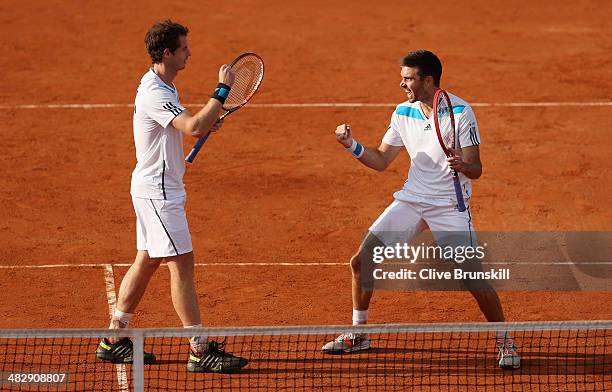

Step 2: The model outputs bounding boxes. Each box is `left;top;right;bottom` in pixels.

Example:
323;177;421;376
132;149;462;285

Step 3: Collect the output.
0;321;610;391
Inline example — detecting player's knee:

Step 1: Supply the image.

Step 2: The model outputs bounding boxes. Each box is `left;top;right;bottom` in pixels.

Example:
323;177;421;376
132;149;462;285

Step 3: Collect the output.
177;251;195;265
172;250;196;268
143;257;162;270
350;254;361;274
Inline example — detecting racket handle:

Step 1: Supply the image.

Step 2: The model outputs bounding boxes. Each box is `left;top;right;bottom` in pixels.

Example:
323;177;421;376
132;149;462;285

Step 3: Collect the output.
185;132;211;163
452;176;467;212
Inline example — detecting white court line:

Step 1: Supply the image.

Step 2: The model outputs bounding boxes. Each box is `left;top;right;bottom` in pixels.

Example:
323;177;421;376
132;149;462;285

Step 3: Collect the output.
0;262;346;268
0;262;610;269
0;262;347;268
0;102;611;109
103;264;129;392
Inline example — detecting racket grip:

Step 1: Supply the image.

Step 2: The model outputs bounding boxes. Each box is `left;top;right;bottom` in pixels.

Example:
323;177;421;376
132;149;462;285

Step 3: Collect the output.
185;132;211;163
452;177;467;212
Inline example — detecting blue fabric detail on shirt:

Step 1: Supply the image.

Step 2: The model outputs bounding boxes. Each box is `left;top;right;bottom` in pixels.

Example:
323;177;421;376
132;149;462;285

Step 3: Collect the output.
395;106;425;120
453;105;466;114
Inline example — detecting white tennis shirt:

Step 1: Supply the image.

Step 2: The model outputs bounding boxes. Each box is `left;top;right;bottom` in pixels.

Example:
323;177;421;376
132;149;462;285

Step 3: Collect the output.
131;69;186;200
382;92;481;204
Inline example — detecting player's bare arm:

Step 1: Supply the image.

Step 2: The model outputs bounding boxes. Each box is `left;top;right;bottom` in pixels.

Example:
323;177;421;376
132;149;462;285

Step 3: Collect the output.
172;65;235;138
335;123;403;172
447;146;482;179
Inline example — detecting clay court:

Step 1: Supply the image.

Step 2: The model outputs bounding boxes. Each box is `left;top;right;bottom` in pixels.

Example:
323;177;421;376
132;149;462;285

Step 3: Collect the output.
0;0;610;390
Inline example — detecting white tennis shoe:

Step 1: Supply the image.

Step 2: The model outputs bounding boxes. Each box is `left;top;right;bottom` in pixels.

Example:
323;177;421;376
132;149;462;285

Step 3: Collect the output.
497;337;521;369
322;333;371;354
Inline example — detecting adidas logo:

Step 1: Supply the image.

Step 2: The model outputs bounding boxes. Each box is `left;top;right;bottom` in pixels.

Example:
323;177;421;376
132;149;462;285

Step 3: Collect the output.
424;124;432;131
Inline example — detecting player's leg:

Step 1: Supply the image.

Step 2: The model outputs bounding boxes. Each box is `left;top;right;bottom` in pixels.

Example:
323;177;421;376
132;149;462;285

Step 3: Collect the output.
466;280;504;321
355;199;427;321
425;204;520;369
96;197;173;364
351;233;385;313
148;199;201;342
141;195;197;328
147;196;247;373
165;252;247;373
424;204;504;320
167;251;201;326
322;199;426;354
114;251;162;317
113;197;176;322
96;251;160;364
321;235;380;354
454;254;519;368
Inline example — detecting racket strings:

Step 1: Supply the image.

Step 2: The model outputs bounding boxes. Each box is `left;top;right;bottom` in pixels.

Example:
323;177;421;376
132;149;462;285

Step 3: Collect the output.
224;57;264;110
436;97;455;150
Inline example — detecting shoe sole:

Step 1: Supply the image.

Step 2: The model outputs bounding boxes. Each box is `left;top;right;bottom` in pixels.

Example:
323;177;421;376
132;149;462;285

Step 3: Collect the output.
96;347;156;364
187;360;248;374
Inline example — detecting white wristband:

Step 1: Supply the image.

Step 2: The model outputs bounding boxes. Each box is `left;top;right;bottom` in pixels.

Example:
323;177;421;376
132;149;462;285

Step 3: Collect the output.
346;139;364;158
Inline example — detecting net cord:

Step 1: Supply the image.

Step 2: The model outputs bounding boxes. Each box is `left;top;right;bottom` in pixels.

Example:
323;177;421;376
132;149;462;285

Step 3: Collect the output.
1;320;610;339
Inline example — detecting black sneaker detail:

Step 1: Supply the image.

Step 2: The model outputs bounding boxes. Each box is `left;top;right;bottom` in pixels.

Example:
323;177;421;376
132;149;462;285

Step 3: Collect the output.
187;340;247;373
96;337;156;364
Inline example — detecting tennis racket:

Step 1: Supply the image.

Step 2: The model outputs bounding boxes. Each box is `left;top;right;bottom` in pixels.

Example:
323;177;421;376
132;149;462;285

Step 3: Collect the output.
185;52;264;163
433;89;467;212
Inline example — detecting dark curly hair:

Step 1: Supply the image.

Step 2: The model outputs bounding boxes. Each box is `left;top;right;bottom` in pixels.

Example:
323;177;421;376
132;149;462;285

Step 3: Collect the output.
144;20;189;63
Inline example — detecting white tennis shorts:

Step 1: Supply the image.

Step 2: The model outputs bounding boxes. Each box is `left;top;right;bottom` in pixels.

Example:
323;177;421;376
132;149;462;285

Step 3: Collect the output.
132;196;193;258
369;197;476;248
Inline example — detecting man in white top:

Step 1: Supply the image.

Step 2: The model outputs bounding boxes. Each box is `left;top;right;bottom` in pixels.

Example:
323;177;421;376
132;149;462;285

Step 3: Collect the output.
96;20;247;373
321;50;520;369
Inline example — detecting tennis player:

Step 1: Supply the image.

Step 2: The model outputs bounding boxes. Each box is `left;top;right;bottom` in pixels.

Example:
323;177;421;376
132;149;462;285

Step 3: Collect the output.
322;50;520;369
95;20;247;373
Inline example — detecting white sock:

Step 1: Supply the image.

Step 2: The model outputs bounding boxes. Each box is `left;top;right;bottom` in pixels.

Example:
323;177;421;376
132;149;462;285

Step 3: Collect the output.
185;324;207;352
352;309;368;326
110;308;133;329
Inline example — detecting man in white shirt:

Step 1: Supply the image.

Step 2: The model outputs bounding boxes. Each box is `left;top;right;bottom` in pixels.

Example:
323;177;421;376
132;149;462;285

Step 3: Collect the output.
322;50;520;370
96;20;247;373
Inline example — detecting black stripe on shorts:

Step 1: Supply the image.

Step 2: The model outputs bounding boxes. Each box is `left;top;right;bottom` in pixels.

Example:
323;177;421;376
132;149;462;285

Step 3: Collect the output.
148;199;179;256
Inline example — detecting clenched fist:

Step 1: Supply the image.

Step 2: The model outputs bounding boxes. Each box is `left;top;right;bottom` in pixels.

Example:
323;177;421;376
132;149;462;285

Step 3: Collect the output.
335;124;353;148
218;64;235;86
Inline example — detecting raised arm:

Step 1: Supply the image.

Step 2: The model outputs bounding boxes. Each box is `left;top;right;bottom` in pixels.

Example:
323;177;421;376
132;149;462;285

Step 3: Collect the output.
335;124;403;172
171;65;235;138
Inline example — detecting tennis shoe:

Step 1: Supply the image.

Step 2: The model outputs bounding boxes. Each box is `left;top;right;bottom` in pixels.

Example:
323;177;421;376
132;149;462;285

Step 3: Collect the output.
187;340;248;373
496;338;521;369
322;333;371;354
96;337;156;364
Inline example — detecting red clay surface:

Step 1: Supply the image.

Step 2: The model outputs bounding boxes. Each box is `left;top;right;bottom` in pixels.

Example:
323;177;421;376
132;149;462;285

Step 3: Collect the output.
0;0;610;390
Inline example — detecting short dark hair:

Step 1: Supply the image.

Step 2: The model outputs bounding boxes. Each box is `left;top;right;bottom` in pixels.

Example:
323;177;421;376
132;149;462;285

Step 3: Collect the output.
401;50;442;87
144;20;189;63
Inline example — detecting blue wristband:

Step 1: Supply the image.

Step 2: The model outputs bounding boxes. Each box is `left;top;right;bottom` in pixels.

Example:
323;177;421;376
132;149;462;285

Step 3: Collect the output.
346;139;365;158
212;83;231;103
